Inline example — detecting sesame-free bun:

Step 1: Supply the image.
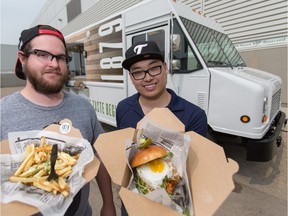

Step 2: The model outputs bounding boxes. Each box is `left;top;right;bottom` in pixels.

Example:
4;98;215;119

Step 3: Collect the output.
130;145;168;168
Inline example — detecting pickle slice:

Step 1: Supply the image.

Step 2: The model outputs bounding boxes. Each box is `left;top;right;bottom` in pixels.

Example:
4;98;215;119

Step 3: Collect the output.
138;137;152;149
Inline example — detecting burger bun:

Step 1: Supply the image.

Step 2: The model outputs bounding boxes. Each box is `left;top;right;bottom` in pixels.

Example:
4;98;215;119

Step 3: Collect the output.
131;145;168;168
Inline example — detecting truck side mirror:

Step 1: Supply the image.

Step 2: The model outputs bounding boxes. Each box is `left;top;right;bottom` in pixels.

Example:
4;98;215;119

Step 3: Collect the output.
171;59;181;70
171;34;181;70
172;34;181;51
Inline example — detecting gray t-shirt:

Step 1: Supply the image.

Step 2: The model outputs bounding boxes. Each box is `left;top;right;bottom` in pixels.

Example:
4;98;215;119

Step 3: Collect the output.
1;90;103;215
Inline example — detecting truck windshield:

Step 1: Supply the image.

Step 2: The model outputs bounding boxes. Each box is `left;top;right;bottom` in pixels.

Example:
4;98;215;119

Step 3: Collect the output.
180;16;246;68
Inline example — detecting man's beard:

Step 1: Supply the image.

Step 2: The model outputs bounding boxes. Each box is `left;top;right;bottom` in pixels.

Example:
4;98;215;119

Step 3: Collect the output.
24;65;69;94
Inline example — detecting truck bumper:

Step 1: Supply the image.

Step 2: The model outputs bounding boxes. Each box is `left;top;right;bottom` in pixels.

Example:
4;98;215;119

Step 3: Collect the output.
245;111;286;162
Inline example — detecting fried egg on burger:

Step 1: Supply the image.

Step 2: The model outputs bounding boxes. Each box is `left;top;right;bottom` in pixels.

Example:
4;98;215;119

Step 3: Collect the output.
137;158;172;189
130;145;179;195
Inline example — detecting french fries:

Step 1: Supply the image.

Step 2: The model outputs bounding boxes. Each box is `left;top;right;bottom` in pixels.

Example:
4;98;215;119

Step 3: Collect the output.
9;137;79;197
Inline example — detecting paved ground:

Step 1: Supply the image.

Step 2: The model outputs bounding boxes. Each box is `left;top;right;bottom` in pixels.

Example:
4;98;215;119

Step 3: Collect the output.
215;127;287;216
89;179;122;216
1;87;287;216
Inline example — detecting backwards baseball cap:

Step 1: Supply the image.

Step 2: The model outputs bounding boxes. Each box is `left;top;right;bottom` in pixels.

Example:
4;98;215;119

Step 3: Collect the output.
15;25;66;80
122;41;164;70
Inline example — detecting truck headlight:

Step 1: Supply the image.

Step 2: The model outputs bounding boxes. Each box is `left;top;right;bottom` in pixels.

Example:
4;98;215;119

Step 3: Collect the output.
263;97;268;113
262;97;268;123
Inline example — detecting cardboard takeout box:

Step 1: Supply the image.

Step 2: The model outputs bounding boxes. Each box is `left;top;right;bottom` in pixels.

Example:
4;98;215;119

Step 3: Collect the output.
0;119;100;215
95;108;239;216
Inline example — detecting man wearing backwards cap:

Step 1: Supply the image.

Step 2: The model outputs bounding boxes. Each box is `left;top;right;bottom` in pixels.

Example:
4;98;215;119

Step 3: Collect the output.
116;40;207;215
1;25;116;216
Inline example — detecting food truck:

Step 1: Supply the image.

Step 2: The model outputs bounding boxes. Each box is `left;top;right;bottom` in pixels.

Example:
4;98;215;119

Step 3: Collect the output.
65;0;286;161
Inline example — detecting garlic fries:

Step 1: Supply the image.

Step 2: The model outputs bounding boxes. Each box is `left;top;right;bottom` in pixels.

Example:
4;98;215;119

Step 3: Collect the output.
9;136;79;197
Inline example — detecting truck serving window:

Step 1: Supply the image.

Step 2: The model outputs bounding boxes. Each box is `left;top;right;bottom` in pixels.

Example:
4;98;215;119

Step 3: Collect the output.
67;43;86;77
179;17;246;68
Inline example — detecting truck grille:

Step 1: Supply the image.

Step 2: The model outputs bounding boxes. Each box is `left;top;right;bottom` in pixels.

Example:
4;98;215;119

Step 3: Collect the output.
270;89;281;119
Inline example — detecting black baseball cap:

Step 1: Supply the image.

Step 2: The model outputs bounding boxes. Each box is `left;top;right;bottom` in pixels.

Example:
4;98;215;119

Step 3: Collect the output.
122;41;164;70
15;25;66;80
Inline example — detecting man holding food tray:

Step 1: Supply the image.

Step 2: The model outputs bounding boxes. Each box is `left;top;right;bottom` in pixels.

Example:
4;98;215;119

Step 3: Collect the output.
0;25;116;216
117;41;208;215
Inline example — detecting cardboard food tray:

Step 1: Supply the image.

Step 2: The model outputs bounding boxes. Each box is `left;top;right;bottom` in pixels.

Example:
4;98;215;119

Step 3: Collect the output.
95;108;239;216
0;119;100;215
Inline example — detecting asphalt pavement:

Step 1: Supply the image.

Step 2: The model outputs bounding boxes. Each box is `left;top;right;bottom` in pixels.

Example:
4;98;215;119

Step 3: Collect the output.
215;127;287;216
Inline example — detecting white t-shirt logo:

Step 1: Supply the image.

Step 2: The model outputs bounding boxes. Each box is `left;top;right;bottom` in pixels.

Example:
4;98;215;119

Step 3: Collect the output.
134;44;148;54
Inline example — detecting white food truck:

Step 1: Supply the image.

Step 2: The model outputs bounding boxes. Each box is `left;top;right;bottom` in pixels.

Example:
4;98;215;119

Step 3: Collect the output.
65;0;286;161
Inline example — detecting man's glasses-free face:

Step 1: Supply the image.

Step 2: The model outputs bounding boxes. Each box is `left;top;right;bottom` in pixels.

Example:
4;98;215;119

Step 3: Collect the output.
25;49;72;64
130;65;162;80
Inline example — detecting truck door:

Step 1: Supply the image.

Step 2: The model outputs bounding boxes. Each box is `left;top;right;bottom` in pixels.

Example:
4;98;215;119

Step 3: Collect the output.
126;26;178;96
169;18;210;113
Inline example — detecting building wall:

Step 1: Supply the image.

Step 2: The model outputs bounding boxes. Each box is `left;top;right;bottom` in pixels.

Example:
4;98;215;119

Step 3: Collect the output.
1;74;25;87
31;0;141;36
0;44;25;87
180;0;287;45
1;44;18;72
240;46;287;104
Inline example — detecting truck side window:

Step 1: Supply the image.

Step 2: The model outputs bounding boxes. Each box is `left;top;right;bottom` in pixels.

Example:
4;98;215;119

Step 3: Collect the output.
179;16;246;67
132;30;165;58
172;19;202;74
67;43;86;77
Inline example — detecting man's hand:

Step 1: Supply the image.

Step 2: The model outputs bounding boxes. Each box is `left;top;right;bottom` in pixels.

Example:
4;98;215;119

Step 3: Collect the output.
100;203;116;216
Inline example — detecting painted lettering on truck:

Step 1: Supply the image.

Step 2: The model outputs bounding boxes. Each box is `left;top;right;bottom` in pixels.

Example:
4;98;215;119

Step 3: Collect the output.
90;100;117;117
98;17;123;70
